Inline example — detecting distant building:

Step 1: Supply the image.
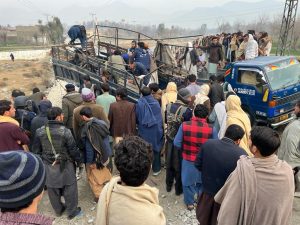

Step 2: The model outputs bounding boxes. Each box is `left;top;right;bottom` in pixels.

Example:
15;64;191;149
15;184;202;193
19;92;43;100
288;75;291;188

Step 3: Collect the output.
0;26;17;44
16;25;47;45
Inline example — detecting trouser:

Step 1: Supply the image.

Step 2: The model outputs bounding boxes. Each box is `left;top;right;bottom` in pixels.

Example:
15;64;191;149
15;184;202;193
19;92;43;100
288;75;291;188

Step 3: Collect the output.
196;192;220;225
208;62;218;75
47;183;78;216
86;165;112;198
165;139;182;193
183;183;202;205
295;168;300;192
152;151;161;173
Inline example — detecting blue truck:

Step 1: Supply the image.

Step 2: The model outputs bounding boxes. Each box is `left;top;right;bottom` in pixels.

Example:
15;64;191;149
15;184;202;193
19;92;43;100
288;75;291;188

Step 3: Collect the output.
225;56;300;127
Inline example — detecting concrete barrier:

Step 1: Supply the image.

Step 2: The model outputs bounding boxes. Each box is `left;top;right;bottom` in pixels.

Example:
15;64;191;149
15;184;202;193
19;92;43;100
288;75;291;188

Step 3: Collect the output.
0;49;50;60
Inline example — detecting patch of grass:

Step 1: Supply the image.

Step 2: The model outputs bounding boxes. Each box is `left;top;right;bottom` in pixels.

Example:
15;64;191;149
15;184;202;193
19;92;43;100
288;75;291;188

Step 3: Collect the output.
2;77;8;81
270;46;300;56
32;70;41;77
23;73;34;78
42;78;52;88
23;63;31;67
0;81;7;87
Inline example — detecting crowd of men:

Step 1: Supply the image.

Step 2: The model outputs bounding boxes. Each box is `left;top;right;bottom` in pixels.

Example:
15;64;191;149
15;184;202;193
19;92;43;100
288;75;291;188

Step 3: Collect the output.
0;68;299;225
102;30;272;89
175;30;272;76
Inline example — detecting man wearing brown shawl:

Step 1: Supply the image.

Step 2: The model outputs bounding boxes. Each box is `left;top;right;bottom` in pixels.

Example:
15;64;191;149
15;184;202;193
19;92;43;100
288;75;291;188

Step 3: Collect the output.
215;126;294;225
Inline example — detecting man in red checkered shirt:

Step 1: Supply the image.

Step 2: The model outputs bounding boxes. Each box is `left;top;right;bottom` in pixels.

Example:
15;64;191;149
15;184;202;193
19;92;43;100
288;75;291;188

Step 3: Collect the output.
174;104;217;210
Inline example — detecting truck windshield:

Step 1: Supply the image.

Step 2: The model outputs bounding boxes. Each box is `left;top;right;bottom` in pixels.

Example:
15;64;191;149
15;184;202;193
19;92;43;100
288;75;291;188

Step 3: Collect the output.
266;63;300;90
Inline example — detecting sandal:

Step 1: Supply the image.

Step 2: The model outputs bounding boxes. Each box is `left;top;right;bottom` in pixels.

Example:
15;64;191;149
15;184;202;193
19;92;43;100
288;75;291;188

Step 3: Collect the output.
187;204;194;211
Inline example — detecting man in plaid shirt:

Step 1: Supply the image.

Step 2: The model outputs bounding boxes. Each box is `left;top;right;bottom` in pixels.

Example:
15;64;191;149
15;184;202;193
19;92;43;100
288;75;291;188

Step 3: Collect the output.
174;104;217;210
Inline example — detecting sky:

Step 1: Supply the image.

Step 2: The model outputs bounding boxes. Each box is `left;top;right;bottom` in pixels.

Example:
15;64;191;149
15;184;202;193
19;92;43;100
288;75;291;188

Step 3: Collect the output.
0;0;287;27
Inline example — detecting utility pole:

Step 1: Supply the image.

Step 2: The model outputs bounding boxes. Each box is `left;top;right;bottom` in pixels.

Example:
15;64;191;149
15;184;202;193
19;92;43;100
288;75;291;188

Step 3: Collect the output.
276;0;299;56
90;13;96;28
90;12;97;38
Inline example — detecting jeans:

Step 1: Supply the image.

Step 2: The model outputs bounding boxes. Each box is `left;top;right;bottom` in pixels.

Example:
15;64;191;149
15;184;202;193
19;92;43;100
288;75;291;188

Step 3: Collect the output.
183;183;203;205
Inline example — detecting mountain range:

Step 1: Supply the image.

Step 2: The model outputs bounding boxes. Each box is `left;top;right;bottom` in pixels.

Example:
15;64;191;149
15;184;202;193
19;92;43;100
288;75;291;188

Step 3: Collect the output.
0;0;287;28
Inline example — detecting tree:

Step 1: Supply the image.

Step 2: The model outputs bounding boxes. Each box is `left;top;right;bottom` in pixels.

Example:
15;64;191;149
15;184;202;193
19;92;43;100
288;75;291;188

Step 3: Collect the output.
0;29;8;46
47;17;64;44
157;23;165;38
38;17;64;45
33;33;38;45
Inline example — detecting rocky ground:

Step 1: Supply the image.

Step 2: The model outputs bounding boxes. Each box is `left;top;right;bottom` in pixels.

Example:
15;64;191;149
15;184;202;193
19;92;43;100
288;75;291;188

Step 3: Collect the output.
0;59;54;99
1;61;298;224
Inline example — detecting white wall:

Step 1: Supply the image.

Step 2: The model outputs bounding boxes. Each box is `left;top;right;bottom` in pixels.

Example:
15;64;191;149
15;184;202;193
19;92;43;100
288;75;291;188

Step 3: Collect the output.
0;49;50;60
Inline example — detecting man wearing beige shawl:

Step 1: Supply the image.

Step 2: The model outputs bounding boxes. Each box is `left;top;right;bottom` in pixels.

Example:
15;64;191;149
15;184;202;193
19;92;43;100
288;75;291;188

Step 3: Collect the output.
225;95;252;155
96;136;166;225
215;126;294;225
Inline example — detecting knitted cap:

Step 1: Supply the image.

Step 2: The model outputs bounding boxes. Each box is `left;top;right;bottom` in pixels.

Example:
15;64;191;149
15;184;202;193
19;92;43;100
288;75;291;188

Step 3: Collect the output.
178;88;192;101
65;83;75;92
81;88;95;102
0;151;46;209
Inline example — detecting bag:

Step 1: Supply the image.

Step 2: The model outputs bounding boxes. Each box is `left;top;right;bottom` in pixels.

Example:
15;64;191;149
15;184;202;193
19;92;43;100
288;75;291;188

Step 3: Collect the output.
16;109;36;135
166;104;186;140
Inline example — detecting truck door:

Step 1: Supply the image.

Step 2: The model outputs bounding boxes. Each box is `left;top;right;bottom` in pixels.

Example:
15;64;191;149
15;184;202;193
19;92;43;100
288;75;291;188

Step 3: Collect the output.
234;68;268;123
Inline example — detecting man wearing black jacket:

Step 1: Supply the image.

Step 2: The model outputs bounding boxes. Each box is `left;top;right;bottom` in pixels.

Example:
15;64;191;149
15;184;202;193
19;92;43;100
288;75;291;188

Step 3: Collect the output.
194;124;247;225
32;107;82;220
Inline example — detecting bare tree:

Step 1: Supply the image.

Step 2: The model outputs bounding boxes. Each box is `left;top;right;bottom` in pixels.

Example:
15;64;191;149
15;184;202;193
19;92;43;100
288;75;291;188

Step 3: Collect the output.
0;29;8;46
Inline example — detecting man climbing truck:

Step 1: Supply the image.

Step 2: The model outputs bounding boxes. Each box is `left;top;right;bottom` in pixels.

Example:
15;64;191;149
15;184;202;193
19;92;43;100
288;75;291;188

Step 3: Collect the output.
225;56;300;127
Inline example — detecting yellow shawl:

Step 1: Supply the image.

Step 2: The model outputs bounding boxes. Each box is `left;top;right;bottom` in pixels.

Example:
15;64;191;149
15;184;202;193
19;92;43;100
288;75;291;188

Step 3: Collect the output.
0;116;19;126
225;95;252;156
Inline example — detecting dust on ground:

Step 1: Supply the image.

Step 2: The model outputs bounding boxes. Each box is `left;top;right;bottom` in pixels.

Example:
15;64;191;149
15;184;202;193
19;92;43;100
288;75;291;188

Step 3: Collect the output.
0;59;54;99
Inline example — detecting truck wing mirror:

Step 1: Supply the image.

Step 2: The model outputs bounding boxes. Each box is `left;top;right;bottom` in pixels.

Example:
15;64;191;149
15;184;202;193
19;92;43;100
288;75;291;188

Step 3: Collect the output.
262;85;269;102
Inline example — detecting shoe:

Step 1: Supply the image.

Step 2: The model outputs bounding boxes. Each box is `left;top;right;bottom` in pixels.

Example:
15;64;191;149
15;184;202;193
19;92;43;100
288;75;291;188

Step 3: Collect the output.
68;207;82;220
166;185;172;192
56;205;66;217
153;170;161;176
94;197;99;203
175;188;183;196
187;204;194;211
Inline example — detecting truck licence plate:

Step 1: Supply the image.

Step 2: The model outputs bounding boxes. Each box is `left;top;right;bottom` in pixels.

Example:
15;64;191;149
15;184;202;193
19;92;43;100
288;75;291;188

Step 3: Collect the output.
280;114;288;121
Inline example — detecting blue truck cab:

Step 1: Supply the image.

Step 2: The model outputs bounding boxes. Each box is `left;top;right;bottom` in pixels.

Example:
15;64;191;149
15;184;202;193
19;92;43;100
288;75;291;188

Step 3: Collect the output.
225;56;300;127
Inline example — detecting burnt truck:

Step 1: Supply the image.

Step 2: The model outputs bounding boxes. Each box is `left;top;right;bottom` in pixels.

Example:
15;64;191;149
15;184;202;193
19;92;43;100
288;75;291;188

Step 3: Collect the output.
51;25;202;103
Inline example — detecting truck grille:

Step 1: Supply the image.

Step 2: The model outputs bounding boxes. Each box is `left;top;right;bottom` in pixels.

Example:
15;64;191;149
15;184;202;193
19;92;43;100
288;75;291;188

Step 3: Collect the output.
276;92;300;105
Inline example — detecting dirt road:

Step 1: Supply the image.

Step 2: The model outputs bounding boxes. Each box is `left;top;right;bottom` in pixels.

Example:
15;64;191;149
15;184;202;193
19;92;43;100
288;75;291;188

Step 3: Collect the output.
38;167;300;225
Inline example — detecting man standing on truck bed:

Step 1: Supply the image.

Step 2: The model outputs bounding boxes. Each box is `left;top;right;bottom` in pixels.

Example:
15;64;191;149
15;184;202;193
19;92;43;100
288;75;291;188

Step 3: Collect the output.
200;36;223;75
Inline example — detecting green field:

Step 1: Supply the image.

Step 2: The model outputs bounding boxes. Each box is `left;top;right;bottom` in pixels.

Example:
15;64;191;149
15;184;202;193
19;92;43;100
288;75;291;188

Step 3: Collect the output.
0;44;51;52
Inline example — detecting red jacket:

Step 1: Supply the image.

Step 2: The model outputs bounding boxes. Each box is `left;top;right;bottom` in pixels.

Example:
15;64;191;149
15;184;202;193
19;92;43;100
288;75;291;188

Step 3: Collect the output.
182;117;213;162
0;122;29;152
